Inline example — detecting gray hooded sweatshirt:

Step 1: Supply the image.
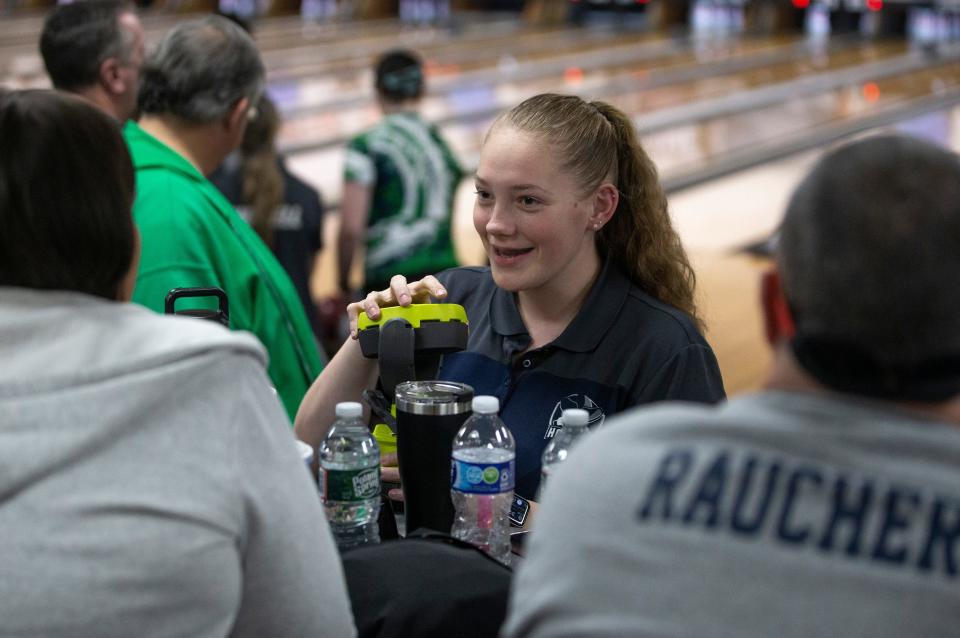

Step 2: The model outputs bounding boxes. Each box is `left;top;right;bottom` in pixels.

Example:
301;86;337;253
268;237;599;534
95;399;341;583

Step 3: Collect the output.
0;288;355;637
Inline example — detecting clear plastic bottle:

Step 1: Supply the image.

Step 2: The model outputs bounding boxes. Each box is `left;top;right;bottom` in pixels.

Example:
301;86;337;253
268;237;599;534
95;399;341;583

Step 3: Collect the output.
539;408;591;500
450;395;515;565
319;401;381;550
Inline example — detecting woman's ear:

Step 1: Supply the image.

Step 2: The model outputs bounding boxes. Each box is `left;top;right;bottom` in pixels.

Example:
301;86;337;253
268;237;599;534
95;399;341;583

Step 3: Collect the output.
760;268;796;345
589;182;619;231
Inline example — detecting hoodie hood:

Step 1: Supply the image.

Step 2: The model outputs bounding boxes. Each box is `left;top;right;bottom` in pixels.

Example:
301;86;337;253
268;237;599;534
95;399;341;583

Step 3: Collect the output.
0;287;265;393
0;287;268;503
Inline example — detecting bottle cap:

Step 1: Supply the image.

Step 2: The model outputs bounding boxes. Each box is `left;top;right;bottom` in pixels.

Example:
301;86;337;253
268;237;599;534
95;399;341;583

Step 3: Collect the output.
336;401;363;418
472;395;499;415
561;408;589;427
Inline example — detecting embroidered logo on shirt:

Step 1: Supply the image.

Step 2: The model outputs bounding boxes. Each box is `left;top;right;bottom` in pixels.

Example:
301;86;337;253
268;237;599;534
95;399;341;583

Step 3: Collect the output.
545;394;605;439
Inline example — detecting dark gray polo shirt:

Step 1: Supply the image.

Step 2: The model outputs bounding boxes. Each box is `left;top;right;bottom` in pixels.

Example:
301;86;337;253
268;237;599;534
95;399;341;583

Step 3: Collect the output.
437;260;726;499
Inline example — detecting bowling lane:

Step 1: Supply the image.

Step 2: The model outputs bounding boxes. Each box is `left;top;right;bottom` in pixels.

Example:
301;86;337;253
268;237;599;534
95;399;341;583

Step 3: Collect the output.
284;38;927;211
279;33;813;119
288;41;911;177
268;27;675;124
0;11;531;90
264;21;611;83
278;36;894;150
645;57;960;176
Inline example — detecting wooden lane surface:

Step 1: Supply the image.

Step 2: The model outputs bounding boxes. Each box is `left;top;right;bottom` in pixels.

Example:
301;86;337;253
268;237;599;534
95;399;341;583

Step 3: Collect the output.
693;250;772;397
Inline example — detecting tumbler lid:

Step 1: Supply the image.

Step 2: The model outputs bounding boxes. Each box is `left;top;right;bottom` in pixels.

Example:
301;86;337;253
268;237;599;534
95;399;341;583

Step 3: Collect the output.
395;381;474;415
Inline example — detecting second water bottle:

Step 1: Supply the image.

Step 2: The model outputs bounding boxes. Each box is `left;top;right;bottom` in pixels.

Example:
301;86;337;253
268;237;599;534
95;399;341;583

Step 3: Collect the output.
450;395;515;565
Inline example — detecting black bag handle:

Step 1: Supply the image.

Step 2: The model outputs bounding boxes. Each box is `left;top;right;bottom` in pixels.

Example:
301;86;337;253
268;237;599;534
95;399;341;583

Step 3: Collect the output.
164;287;230;327
378;317;416;402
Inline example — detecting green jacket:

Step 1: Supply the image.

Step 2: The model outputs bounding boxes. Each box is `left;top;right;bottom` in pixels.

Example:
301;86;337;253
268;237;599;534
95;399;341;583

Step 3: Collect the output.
124;121;323;421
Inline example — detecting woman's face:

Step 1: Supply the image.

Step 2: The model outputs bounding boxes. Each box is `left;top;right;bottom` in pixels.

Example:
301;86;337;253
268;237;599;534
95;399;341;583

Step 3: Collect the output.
473;126;604;295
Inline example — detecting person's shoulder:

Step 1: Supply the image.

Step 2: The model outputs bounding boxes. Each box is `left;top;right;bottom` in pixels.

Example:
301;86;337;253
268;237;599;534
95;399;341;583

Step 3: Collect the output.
550;400;730;480
4;296;268;393
597;399;725;439
133;173;216;231
622;283;708;347
124;304;267;367
281;163;322;204
346;126;376;151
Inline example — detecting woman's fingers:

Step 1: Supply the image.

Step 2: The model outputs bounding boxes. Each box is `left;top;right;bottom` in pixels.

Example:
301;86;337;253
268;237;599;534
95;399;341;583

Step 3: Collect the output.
345;273;448;339
346;300;364;339
347;289;387;338
410;274;447;303
381;451;400;487
390;275;413;306
381;452;398;466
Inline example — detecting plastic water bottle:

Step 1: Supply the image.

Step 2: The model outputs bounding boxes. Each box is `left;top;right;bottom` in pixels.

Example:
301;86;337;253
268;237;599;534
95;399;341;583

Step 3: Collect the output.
539;409;591;500
451;396;515;565
319;402;381;550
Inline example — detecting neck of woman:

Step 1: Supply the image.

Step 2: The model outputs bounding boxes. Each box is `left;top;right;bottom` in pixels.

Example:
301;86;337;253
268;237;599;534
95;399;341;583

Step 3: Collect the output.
516;251;602;351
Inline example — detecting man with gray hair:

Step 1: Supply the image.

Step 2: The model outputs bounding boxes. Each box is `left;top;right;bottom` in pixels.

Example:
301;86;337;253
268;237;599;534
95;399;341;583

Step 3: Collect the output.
40;0;144;122
504;135;960;637
126;16;323;421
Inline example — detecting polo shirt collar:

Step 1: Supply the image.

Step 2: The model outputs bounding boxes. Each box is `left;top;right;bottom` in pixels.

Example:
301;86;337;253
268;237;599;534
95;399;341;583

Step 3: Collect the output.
490;284;527;338
124;120;205;183
489;258;631;353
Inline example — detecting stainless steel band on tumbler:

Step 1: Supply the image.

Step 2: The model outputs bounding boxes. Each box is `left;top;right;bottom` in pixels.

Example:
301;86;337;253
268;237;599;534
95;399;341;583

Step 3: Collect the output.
394;381;473;415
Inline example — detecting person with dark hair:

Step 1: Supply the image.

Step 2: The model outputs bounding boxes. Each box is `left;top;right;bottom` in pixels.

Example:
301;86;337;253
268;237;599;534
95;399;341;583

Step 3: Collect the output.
338;48;464;297
297;93;724;506
210;94;326;343
502;134;960;638
0;89;355;637
126;15;324;420
39;0;144;122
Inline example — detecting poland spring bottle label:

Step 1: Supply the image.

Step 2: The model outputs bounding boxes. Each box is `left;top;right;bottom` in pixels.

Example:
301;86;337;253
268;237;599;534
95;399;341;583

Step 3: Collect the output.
323;467;381;502
451;456;515;494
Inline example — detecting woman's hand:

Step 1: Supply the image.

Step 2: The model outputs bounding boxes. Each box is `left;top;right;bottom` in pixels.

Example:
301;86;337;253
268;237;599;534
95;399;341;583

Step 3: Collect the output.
347;274;448;339
380;451;404;502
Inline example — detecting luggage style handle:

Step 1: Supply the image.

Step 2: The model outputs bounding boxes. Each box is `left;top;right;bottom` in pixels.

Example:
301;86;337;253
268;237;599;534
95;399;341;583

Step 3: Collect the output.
164;287;230;327
378;317;416;402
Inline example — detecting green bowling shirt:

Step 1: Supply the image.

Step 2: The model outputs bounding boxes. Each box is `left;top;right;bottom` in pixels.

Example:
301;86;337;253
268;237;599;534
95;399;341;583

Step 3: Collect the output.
124;122;322;421
343;111;463;290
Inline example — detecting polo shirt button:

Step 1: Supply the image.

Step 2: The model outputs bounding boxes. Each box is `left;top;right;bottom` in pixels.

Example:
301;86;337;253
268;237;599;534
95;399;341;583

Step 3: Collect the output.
522;359;531;368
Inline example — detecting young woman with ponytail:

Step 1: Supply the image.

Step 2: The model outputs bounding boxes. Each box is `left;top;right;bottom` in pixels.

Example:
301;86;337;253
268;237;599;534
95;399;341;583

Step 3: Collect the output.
296;93;725;506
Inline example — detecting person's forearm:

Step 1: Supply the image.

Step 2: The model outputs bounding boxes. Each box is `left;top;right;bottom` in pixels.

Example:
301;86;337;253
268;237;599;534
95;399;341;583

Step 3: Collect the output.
336;230;356;295
337;181;371;295
294;337;378;447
